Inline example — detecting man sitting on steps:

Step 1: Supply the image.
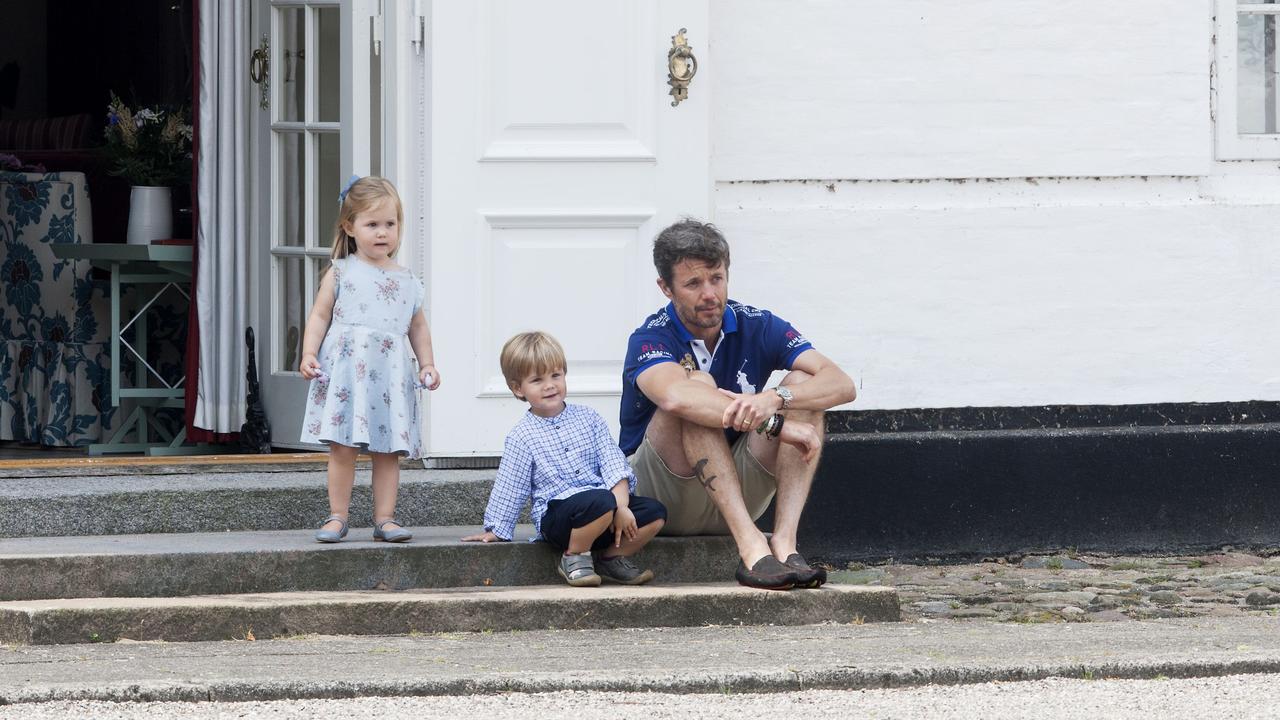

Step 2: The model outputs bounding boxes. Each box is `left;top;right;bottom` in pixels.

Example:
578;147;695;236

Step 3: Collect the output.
621;218;857;591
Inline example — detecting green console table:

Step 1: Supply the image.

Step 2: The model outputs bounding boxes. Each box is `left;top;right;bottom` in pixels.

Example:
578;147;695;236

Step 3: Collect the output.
51;244;206;455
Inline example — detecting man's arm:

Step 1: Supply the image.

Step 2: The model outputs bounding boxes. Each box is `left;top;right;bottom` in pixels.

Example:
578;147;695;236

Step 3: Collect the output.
636;362;736;430
783;349;857;410
719;349;856;433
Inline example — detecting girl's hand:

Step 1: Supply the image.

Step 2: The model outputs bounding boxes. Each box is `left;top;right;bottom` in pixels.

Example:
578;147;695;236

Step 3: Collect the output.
419;364;441;391
299;353;322;380
461;530;502;543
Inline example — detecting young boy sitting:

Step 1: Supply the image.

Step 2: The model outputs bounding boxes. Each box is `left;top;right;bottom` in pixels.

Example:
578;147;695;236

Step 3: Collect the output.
462;331;667;586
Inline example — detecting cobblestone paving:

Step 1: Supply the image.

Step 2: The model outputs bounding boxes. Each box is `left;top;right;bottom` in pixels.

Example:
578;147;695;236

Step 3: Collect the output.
828;549;1280;623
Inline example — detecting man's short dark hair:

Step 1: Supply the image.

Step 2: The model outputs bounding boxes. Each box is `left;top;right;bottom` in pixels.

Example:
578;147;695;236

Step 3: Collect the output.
653;218;731;286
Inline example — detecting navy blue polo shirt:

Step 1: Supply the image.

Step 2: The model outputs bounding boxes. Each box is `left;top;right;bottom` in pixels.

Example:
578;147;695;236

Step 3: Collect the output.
619;300;814;455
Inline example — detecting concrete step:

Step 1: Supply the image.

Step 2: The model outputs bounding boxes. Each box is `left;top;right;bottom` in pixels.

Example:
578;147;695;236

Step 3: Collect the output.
0;526;743;601
0;583;899;645
0;468;499;538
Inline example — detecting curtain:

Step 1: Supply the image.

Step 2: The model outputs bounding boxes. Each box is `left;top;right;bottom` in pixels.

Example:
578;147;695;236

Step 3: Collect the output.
191;0;250;435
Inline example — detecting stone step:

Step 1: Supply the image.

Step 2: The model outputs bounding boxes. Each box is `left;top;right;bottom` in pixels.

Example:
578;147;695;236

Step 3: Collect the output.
0;468;498;538
0;583;899;645
0;526;742;602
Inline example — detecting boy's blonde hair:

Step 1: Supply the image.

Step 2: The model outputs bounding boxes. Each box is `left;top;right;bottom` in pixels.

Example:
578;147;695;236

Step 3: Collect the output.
331;176;404;259
500;331;567;399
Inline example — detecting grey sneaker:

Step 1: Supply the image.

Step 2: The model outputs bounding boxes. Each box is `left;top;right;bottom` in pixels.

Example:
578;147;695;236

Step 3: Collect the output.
557;552;601;587
594;553;655;585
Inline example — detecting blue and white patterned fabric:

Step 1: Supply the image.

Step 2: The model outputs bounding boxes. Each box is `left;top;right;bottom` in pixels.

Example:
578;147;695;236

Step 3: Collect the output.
482;403;637;540
300;256;427;457
0;171;116;446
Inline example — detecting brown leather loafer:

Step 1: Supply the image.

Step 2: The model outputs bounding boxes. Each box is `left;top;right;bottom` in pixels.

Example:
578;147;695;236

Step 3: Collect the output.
735;555;799;591
783;552;828;589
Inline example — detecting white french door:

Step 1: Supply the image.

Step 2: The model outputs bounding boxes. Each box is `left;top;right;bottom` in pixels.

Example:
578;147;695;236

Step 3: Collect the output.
425;0;712;456
253;0;384;448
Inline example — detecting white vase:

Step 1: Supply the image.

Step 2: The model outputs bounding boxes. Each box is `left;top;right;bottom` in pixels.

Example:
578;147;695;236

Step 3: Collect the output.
126;186;173;245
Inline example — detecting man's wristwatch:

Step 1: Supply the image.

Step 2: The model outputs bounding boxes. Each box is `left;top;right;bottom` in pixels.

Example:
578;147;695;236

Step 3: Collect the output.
773;385;793;410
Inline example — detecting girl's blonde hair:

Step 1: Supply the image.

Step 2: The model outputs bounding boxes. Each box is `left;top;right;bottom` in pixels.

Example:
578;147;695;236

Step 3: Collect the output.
500;332;568;399
330;176;404;259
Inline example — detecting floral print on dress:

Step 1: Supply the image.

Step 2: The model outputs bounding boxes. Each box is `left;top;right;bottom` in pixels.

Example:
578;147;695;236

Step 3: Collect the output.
374;277;400;303
299;257;426;457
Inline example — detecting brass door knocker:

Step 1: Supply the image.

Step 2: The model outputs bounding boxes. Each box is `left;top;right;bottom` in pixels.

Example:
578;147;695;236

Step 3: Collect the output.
250;35;269;110
667;28;697;107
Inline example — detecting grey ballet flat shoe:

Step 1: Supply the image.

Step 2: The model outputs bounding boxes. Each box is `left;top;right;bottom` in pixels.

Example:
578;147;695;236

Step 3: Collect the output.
373;519;413;543
315;514;349;543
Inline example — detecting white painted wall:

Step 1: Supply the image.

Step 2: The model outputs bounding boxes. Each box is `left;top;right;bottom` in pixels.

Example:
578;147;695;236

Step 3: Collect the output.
710;0;1280;409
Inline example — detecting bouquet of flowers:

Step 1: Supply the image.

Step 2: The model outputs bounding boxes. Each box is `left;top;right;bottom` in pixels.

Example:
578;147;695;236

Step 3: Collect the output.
103;93;193;187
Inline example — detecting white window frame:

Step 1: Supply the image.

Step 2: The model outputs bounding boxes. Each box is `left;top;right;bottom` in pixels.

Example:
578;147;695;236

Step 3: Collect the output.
1216;0;1280;159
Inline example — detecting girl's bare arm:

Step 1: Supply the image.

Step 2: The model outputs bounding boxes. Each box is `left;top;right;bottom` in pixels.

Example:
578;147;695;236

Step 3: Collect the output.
299;269;337;379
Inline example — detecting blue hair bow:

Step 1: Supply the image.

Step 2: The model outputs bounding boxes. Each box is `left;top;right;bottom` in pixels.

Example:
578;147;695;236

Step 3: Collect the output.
338;174;361;205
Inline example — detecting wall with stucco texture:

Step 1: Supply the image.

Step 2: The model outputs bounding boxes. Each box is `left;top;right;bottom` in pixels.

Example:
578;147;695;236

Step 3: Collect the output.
710;0;1279;410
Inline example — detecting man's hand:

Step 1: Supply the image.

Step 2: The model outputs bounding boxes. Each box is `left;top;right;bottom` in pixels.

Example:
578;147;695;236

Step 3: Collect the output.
778;418;821;462
718;388;783;433
612;506;638;547
461;530;503;543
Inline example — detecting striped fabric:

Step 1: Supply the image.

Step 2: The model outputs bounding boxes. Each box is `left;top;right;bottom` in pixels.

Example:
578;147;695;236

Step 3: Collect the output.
0;113;95;150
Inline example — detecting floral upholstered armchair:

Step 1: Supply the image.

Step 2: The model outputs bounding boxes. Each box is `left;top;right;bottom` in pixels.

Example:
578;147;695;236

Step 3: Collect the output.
0;171;116;446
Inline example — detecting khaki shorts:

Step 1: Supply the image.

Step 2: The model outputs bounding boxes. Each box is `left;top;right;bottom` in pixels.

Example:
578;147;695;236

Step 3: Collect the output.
629;433;777;535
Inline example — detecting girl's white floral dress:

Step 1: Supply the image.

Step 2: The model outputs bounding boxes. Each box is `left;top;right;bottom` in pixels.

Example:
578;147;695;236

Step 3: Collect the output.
300;257;426;457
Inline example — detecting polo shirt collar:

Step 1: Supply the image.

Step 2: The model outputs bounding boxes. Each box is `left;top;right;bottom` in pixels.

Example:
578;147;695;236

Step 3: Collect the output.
665;301;737;343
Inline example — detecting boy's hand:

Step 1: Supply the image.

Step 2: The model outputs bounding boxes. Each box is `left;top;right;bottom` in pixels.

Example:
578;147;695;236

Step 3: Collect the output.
299;353;322;380
612;506;638;547
461;530;502;543
779;418;821;462
419;364;441;391
718;388;782;433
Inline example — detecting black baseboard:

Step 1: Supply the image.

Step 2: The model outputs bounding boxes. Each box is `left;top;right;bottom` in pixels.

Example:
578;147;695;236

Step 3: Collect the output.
770;403;1280;564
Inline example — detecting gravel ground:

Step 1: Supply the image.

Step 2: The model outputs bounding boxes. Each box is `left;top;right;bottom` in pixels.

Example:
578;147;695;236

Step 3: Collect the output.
833;549;1280;623
2;673;1277;719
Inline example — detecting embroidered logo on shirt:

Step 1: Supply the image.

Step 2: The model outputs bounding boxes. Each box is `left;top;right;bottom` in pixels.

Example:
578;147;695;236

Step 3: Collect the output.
735;359;755;394
785;329;809;349
636;342;672;364
679;353;697;372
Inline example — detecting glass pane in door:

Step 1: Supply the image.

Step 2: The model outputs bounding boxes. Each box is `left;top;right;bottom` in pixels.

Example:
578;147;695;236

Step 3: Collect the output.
278;6;306;123
276;131;306;246
278;255;307;373
317;6;340;123
316;131;340;247
370;28;382;176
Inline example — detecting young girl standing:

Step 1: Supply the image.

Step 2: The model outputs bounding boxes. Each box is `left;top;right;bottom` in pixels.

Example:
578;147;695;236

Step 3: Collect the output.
298;176;440;543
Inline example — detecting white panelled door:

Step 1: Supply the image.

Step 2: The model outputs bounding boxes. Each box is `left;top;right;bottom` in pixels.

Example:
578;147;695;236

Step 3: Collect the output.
427;1;711;456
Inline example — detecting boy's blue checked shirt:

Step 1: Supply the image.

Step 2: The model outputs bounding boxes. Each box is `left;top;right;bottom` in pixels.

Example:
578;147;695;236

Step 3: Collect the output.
482;403;636;540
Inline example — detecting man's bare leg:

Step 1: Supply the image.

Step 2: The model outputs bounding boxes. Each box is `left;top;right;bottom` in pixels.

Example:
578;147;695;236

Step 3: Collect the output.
768;406;823;560
746;370;825;561
645;372;773;567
